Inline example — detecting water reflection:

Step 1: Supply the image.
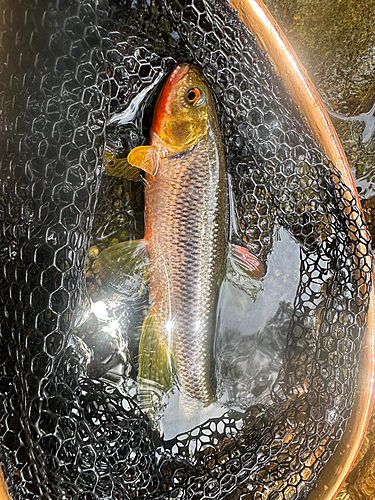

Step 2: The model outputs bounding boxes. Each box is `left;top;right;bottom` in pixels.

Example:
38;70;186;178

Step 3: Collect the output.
79;227;301;442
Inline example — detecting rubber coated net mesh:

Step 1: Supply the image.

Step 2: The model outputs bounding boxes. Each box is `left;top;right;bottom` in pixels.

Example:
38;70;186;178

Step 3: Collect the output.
0;0;372;499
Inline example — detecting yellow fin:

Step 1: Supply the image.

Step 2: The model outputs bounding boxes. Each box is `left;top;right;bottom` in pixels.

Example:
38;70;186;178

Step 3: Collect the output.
104;149;142;180
127;145;157;176
138;308;174;414
92;240;149;296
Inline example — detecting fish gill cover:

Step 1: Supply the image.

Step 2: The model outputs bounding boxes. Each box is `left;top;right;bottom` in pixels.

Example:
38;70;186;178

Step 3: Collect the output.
0;0;372;499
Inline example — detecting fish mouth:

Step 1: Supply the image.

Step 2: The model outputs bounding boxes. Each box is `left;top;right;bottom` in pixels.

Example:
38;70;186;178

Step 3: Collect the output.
167;63;203;87
168;64;193;86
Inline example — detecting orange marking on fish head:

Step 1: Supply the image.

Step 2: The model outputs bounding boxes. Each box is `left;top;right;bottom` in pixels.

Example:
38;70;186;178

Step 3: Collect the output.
152;64;191;138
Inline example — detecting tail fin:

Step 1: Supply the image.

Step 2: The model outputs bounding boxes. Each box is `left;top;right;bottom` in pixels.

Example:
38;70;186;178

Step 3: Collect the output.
138;308;174;415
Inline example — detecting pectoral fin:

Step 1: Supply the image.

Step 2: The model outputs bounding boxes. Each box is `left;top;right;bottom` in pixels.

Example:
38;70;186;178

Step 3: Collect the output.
92;240;149;296
231;245;266;280
127;145;158;177
226;244;266;299
104;150;142;181
138;308;174;413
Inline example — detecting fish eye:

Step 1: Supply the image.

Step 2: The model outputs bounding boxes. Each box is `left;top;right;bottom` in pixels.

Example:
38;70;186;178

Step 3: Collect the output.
185;87;202;105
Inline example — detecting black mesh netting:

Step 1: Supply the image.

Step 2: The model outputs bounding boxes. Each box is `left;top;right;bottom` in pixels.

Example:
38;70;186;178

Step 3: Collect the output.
0;0;372;499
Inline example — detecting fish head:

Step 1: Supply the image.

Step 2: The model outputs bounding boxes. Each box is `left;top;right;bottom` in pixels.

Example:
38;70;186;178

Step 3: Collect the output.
152;64;211;154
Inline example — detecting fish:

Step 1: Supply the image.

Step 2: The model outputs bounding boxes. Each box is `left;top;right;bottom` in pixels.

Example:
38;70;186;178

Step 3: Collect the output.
97;64;264;409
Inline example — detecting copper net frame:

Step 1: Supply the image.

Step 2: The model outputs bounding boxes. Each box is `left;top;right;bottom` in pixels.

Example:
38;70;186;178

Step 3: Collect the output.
229;1;374;499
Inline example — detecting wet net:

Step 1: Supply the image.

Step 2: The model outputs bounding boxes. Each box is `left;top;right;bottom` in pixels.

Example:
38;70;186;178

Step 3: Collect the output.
0;0;372;499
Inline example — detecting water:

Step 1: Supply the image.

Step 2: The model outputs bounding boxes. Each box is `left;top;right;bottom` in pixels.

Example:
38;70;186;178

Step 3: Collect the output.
81;215;300;443
159;228;300;440
263;0;375;205
330;106;375;198
78;58;304;445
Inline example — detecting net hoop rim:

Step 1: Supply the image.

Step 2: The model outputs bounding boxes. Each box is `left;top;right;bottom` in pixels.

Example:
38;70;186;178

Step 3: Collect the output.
230;0;375;498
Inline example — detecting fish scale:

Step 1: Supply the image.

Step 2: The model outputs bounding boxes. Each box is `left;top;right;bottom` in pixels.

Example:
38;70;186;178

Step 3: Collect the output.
145;119;226;403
